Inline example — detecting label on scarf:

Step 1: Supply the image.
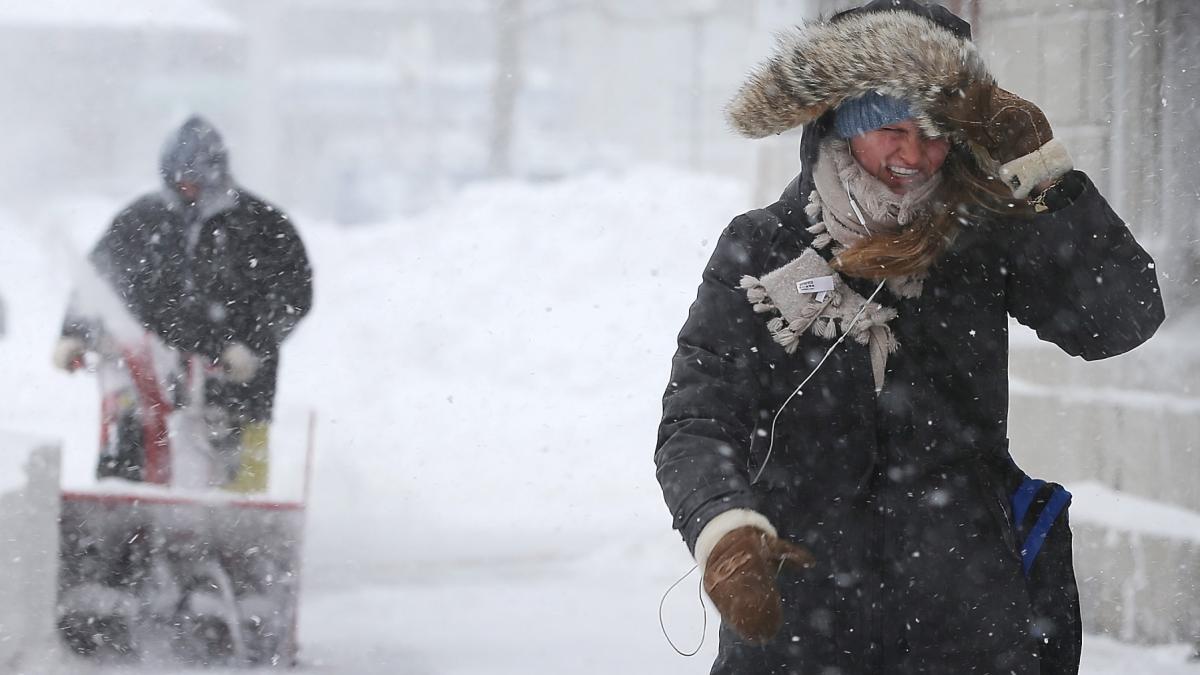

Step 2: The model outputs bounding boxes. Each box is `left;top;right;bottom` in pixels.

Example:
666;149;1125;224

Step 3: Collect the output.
796;276;835;295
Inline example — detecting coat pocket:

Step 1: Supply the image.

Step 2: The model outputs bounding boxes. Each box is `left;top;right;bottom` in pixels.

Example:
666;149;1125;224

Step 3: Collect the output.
969;459;1022;564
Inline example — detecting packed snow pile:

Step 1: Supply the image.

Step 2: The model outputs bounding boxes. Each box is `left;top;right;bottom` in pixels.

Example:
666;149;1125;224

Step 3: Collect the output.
0;166;748;579
285;167;749;576
0;435;61;672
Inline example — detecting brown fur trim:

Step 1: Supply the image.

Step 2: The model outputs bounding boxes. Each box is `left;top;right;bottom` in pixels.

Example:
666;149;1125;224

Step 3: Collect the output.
727;10;991;139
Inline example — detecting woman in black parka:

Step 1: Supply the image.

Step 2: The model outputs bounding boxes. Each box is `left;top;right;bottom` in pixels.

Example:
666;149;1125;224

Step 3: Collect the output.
654;2;1164;674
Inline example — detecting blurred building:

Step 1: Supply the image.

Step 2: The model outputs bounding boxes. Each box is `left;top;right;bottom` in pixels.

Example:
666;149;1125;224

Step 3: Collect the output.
216;1;514;222
0;1;245;207
0;0;512;223
3;0;1195;258
0;0;797;223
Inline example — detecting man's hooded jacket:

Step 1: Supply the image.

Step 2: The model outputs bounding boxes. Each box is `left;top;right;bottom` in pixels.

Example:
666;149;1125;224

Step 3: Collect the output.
64;116;312;422
655;2;1164;673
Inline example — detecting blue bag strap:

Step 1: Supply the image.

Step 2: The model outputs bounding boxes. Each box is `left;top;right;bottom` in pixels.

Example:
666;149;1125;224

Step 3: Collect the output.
1011;477;1045;530
1020;485;1072;577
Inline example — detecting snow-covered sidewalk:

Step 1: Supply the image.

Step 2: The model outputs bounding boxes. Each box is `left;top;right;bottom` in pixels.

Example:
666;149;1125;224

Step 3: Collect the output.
40;538;1200;674
295;536;1200;675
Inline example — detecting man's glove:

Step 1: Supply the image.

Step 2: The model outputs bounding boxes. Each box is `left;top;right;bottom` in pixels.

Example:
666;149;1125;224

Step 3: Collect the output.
942;84;1073;199
52;336;87;372
219;342;259;383
702;526;815;644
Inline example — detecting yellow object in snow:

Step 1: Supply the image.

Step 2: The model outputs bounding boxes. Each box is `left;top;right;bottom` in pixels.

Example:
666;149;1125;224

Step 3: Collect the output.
227;421;270;493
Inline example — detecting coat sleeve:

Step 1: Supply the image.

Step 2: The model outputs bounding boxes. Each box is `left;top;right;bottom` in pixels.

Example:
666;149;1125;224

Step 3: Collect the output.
89;200;225;357
655;213;774;553
242;209;313;353
64;201;160;342
214;203;313;358
1002;171;1165;360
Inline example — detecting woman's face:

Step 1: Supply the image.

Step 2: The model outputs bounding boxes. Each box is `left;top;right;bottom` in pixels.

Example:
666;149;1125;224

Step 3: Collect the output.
848;119;950;194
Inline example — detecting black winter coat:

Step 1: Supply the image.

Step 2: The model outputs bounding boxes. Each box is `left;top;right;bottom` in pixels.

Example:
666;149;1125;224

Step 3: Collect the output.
655;117;1164;671
66;190;312;422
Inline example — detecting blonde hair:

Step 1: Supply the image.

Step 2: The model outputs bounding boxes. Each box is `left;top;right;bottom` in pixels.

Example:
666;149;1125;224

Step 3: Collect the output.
831;145;1031;279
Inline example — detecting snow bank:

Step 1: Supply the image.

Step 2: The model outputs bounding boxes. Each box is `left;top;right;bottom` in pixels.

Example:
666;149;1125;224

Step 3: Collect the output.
0;438;61;671
282;167;749;578
0;166;750;580
0;203;106;491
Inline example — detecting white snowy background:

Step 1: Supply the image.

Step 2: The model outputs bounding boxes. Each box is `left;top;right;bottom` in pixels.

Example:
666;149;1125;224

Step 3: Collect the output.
1;170;1195;674
0;0;1198;673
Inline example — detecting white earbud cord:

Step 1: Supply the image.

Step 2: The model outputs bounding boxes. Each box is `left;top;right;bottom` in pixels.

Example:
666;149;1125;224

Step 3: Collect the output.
844;178;873;236
751;182;885;484
751;277;885;484
661;174;886;655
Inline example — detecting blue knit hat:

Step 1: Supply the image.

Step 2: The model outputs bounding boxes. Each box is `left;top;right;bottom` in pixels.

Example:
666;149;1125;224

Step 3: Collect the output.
833;92;913;139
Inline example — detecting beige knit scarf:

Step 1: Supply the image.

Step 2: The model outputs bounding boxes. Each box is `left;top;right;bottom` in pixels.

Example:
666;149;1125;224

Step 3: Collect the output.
806;137;940;298
740;139;941;393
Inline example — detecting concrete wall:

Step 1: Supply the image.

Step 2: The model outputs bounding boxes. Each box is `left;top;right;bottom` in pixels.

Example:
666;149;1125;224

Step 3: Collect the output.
1074;521;1200;644
980;0;1199;317
983;0;1200;645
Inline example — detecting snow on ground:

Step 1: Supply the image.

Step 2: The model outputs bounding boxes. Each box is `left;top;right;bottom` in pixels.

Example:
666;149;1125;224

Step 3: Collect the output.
1;168;1196;673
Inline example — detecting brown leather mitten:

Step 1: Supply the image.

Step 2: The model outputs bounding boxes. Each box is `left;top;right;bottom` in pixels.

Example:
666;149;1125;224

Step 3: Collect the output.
945;84;1052;164
702;526;815;644
942;84;1071;198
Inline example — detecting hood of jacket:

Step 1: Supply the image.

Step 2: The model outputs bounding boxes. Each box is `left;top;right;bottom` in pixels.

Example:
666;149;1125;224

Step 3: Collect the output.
727;0;981;206
159;115;233;195
158;115;238;221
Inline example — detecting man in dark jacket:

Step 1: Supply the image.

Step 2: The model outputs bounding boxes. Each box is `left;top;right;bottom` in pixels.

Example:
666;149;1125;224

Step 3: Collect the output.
54;115;312;493
656;2;1163;674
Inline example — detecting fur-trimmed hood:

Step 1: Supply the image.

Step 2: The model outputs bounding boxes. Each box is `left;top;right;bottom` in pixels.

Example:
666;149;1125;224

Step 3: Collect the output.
727;0;991;140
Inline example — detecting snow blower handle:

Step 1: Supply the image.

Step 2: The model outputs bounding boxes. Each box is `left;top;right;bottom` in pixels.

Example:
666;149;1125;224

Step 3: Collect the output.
177;354;211;408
